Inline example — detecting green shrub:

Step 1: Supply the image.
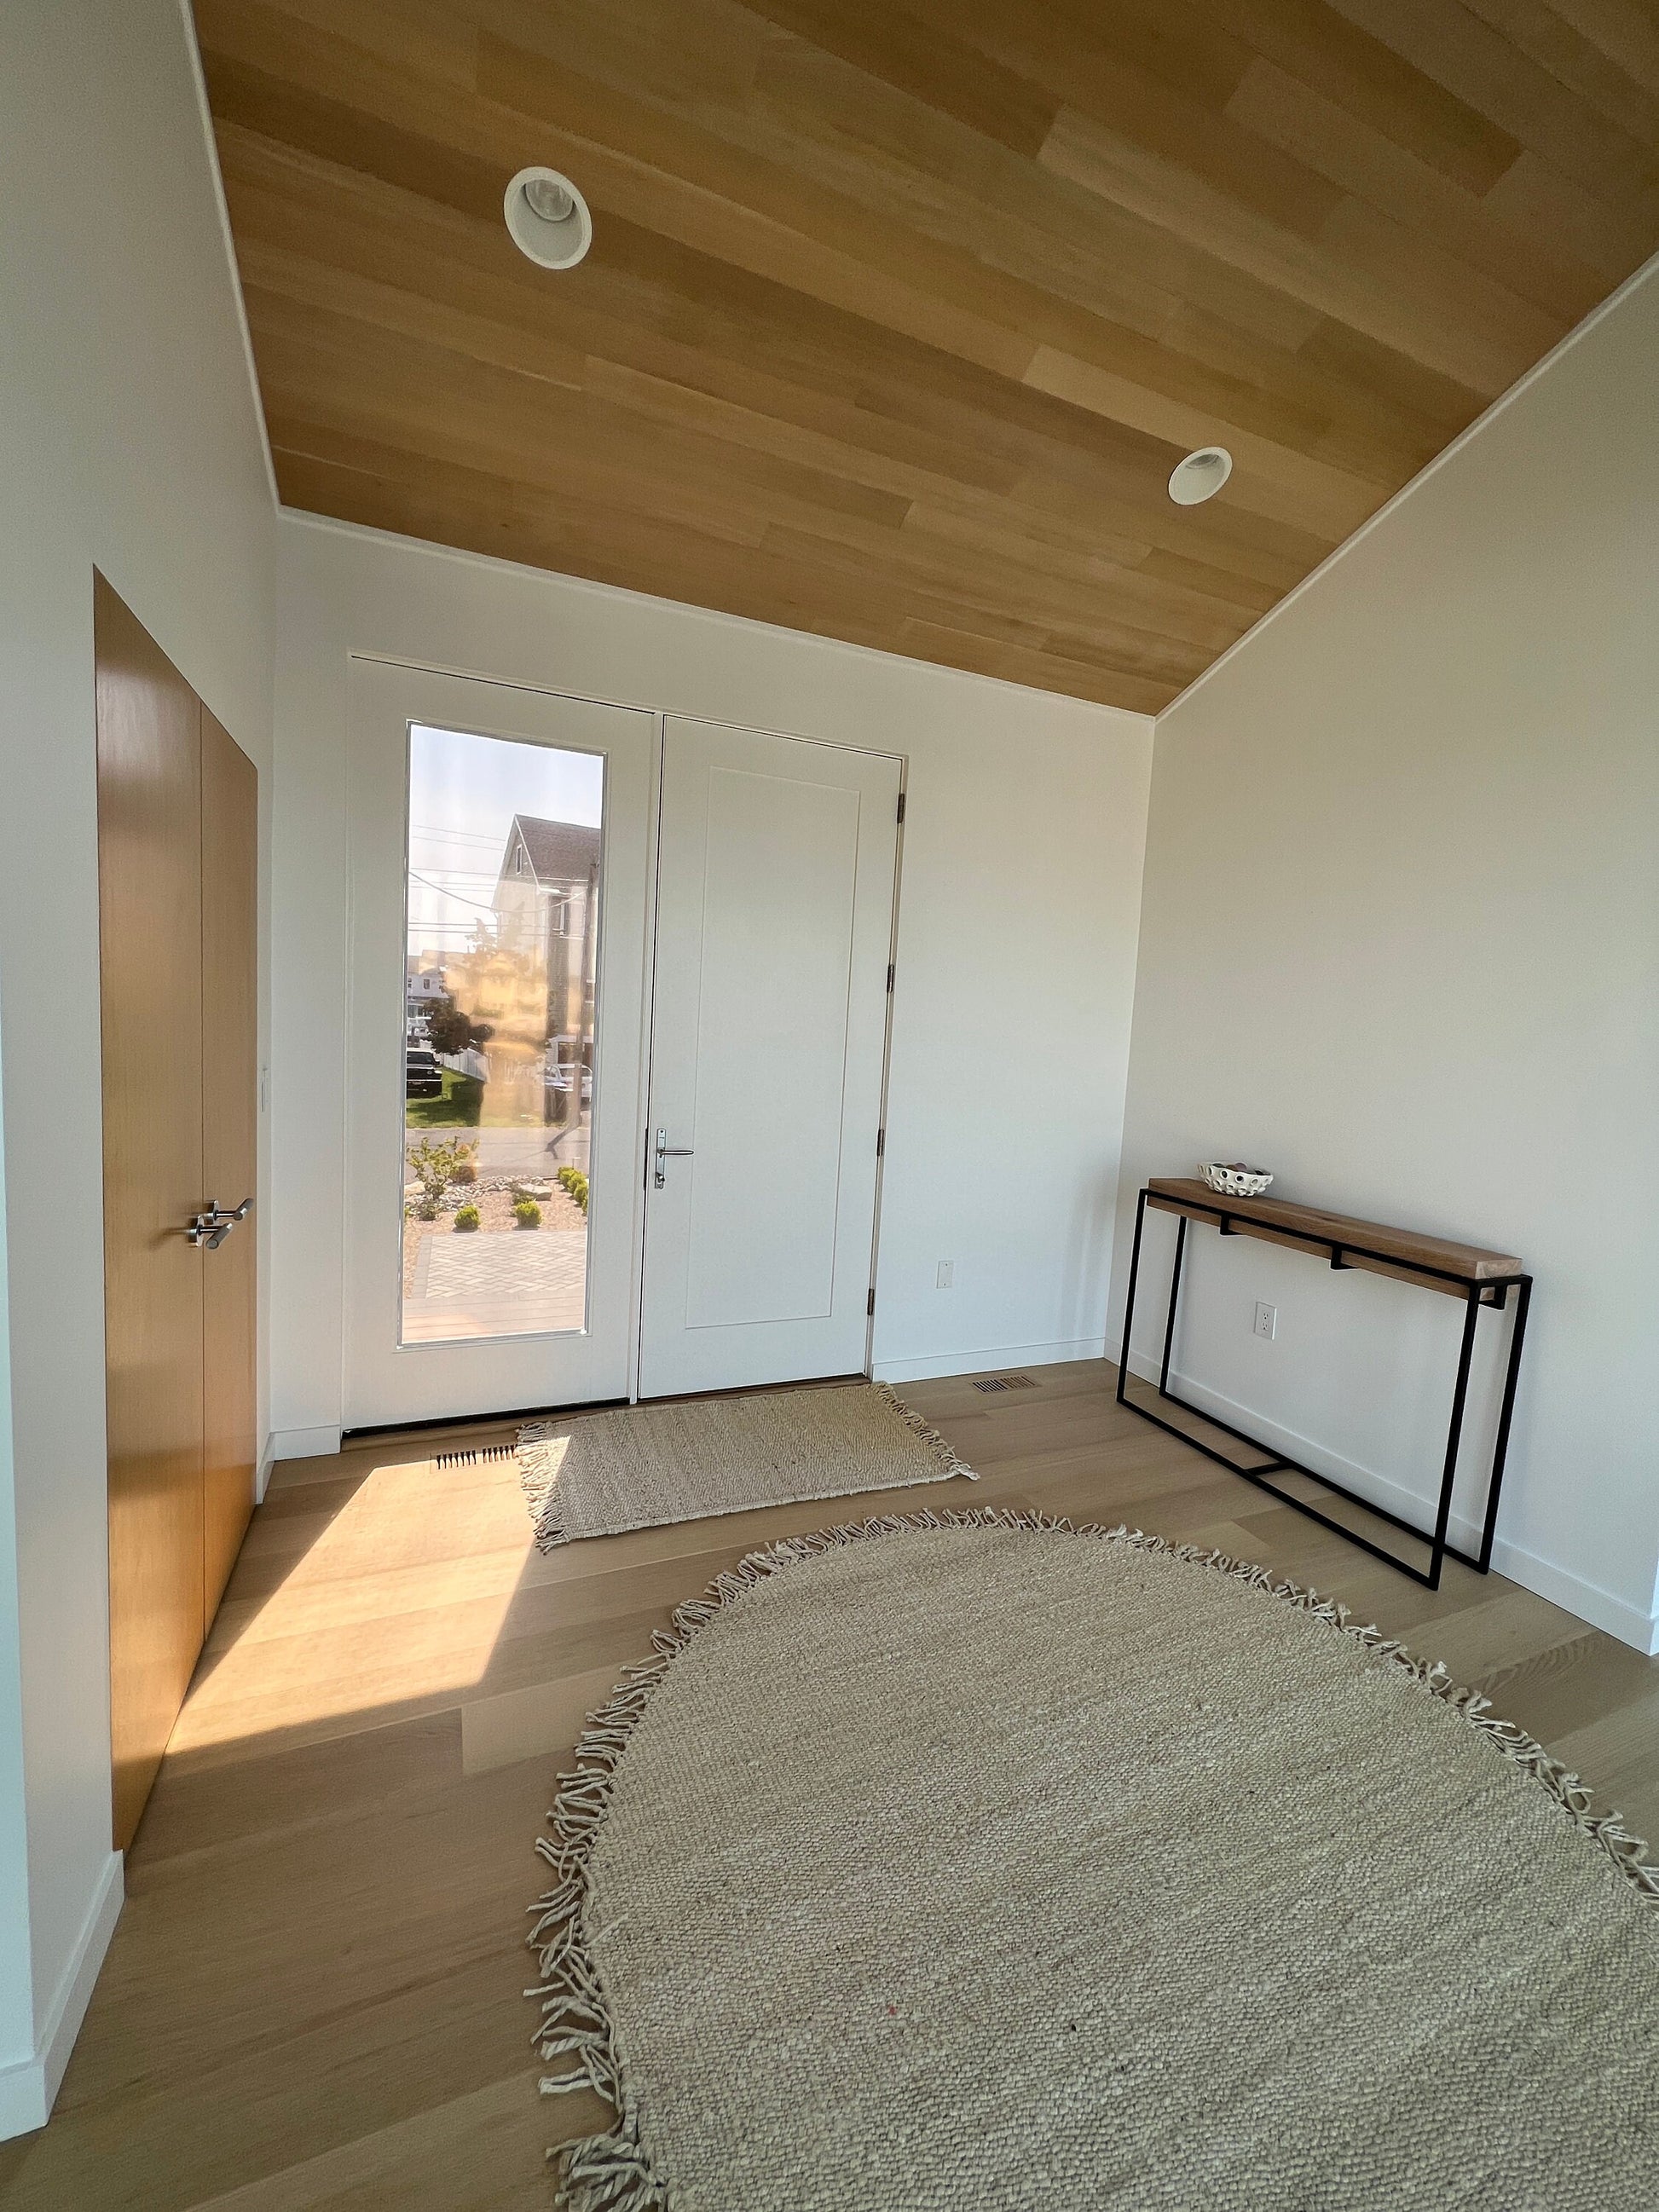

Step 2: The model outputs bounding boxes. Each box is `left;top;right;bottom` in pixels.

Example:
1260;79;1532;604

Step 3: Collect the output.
453;1204;480;1232
408;1135;471;1220
513;1198;542;1230
556;1166;590;1213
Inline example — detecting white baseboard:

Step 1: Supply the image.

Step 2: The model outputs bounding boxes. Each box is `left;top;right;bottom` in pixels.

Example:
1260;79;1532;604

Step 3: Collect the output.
0;1851;123;2141
1488;1541;1659;1658
269;1423;343;1462
873;1336;1107;1387
256;1434;275;1502
1126;1355;1659;1655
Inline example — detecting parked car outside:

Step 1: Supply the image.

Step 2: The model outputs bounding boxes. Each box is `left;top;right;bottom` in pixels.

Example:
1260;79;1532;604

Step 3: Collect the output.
405;1048;443;1100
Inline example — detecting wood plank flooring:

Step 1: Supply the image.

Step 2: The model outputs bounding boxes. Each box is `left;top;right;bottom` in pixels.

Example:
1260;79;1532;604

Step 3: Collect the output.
3;1358;1654;2207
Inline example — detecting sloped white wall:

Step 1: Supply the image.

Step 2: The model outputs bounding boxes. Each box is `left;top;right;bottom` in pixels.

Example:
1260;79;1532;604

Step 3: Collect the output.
269;515;1152;1442
1115;262;1659;1653
0;0;275;2134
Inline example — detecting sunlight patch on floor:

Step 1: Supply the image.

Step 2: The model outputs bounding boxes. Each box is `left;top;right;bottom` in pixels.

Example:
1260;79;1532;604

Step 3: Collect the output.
169;1453;536;1751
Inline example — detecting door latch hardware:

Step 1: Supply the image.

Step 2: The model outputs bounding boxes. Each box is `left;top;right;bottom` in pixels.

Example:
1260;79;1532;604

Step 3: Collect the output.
187;1196;252;1249
653;1129;694;1190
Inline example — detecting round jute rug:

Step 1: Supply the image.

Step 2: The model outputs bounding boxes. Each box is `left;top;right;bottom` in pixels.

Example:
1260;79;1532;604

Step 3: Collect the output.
529;1511;1659;2212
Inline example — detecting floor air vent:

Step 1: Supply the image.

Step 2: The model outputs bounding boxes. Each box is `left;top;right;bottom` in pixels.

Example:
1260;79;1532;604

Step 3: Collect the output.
435;1442;518;1467
971;1374;1038;1394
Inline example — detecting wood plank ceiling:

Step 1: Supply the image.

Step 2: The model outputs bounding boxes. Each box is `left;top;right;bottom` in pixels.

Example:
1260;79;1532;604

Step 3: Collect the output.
198;0;1659;713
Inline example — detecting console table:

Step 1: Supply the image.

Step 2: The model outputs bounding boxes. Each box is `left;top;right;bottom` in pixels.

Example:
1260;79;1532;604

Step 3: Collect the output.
1116;1179;1532;1591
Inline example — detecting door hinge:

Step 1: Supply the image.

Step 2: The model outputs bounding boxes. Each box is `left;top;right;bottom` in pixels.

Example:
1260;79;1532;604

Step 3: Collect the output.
876;1127;885;1158
886;962;895;993
867;1286;876;1316
896;791;906;824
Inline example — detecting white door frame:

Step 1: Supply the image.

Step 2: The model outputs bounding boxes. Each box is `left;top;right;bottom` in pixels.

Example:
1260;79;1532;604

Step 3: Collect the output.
863;763;907;1381
338;656;906;1427
342;656;656;1429
621;706;665;1404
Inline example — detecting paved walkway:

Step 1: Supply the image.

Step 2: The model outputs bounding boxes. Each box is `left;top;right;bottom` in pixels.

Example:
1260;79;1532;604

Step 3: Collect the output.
403;1227;588;1343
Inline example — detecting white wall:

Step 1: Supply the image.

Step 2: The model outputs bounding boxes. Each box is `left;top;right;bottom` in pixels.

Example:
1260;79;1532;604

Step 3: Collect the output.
0;1;275;2134
1113;262;1659;1654
269;516;1152;1442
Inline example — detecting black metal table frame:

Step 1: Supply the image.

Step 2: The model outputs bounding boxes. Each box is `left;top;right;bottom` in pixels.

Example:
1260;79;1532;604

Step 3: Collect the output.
1115;1186;1532;1591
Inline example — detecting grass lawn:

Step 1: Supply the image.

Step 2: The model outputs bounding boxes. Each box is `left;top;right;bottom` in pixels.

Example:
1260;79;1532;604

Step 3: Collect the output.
404;1070;484;1128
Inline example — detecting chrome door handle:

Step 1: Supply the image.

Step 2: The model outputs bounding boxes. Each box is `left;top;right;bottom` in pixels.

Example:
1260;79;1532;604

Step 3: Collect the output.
208;1196;251;1250
653;1129;693;1190
187;1196;252;1249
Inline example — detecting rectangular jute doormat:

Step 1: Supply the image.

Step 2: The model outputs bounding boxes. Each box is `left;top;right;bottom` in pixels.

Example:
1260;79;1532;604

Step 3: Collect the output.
518;1383;976;1548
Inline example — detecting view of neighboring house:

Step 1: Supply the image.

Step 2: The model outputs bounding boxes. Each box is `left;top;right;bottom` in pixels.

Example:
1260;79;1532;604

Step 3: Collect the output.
492;812;600;1091
405;962;447;1038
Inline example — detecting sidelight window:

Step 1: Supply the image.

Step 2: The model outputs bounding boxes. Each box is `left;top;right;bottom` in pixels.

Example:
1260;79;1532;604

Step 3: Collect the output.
400;723;603;1344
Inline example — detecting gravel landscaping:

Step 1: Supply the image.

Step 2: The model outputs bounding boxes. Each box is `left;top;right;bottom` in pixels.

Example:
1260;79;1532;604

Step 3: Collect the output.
402;1176;587;1297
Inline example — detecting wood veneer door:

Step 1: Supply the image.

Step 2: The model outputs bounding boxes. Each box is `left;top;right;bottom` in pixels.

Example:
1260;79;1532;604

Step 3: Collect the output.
200;709;257;1629
95;575;206;1851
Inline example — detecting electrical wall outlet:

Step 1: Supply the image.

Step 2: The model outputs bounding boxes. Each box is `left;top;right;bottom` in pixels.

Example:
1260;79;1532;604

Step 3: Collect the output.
1253;1301;1277;1340
936;1260;954;1290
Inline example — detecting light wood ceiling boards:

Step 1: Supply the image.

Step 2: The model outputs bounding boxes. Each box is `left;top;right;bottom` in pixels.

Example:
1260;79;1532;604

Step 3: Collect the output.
197;0;1659;711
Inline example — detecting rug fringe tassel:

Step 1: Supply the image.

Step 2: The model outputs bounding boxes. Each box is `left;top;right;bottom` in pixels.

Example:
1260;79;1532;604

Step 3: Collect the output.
517;1418;569;1548
528;1501;1659;2207
552;2124;662;2212
873;1383;980;1480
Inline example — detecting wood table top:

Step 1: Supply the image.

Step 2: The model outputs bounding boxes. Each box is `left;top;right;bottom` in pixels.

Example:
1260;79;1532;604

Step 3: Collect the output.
1147;1178;1523;1285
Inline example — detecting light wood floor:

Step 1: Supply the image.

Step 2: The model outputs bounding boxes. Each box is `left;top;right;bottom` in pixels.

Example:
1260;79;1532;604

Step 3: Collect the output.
3;1359;1655;2208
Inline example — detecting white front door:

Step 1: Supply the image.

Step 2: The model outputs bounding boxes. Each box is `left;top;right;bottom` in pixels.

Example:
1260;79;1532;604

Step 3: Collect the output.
639;717;902;1399
344;659;655;1429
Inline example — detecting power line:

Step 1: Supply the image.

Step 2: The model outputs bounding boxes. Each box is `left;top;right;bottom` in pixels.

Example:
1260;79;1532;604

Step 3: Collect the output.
409;823;512;845
408;869;503;915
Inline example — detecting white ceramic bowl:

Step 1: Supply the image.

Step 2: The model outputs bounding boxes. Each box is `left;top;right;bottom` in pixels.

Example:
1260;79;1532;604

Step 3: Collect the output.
1198;1162;1274;1198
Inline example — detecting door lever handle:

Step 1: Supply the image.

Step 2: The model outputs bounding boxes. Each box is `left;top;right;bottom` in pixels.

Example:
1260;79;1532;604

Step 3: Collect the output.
187;1196;252;1248
206;1196;251;1250
652;1129;693;1190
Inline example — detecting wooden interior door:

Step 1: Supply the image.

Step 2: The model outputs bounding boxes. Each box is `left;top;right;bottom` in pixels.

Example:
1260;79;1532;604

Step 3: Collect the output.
95;577;206;1851
200;710;257;1627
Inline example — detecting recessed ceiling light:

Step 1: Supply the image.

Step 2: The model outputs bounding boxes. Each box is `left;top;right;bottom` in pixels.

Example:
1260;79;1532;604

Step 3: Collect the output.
1168;447;1233;505
504;165;592;270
